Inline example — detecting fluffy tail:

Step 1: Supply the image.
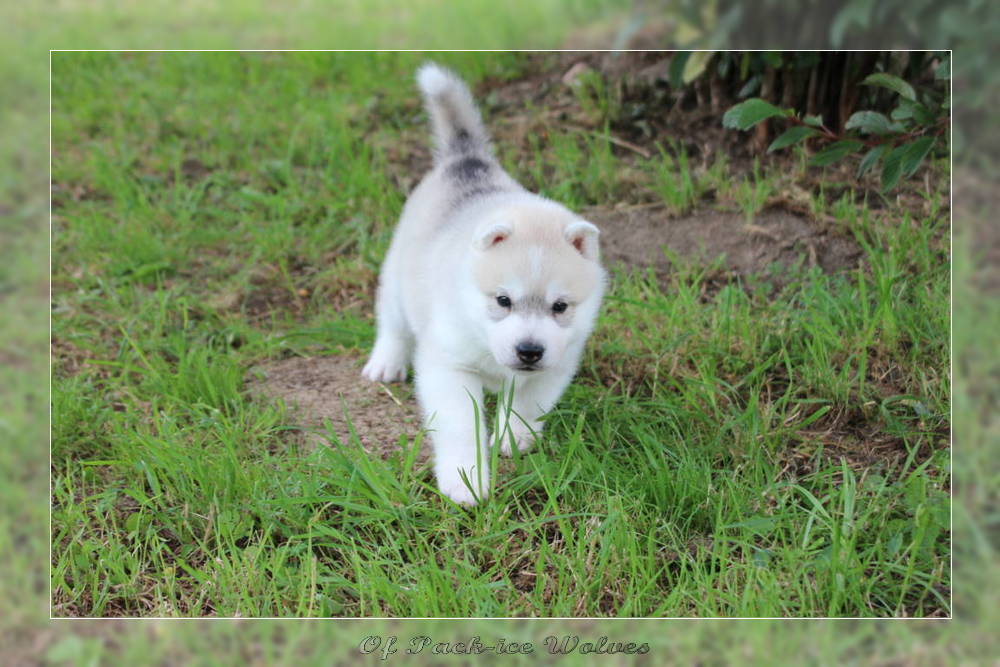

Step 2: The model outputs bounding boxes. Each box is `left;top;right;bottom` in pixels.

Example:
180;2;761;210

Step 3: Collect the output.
416;63;492;164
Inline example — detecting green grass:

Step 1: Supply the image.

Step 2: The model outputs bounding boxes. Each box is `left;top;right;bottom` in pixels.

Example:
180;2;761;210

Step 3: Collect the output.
732;158;777;222
50;51;950;618
650;141;703;215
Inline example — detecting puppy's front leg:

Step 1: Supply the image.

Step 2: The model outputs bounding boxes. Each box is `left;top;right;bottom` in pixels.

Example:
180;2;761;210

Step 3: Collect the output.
497;367;576;456
415;355;490;505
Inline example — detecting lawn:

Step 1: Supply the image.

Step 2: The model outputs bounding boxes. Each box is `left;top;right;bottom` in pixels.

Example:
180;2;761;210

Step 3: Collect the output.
50;51;950;618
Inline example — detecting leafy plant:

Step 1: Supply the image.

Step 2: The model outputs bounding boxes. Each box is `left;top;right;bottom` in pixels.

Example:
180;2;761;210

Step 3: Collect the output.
722;61;949;192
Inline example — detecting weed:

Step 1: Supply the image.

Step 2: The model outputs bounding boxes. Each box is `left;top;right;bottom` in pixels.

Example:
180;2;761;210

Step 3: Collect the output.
650;141;702;215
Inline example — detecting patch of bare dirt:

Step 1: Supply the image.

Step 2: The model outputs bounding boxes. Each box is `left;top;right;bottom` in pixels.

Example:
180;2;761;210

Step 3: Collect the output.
51;335;111;380
371;127;431;196
247;355;424;461
789;410;907;476
232;259;375;323
589;204;863;288
237;263;311;322
786;407;946;482
179;157;211;182
50;181;112;210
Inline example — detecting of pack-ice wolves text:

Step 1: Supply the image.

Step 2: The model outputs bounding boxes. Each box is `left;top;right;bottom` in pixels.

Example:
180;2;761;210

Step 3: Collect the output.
362;63;606;505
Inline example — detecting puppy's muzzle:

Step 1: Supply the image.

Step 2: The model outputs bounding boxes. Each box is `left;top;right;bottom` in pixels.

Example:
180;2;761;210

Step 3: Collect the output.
515;341;545;367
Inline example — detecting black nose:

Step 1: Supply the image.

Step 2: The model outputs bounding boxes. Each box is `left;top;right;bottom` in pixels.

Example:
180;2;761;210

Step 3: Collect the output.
516;341;545;365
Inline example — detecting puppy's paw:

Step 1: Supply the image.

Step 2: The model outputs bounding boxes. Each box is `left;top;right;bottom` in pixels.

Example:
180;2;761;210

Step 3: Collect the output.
437;468;489;506
361;351;408;383
499;424;537;457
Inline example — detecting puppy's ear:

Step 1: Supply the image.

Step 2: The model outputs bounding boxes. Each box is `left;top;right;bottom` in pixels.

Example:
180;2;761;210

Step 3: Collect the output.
474;222;512;250
564;220;600;261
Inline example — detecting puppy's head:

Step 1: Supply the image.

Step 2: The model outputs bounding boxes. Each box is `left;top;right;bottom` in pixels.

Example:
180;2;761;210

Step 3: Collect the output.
468;201;605;374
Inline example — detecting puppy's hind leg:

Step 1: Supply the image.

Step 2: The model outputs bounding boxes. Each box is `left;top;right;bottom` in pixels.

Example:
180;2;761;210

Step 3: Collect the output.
362;267;412;383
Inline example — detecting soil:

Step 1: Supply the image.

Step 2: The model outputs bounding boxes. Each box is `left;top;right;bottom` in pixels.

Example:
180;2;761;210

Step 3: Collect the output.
247;355;425;461
590;204;864;289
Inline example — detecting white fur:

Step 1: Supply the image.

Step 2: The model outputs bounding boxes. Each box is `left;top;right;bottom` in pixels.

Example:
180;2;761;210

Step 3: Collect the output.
414;62;492;163
362;64;606;506
416;63;451;97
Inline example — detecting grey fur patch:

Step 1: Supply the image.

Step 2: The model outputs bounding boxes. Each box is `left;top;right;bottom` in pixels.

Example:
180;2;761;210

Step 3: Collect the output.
448;128;474;155
514;294;550;316
446;156;515;211
514;295;574;327
447;156;491;182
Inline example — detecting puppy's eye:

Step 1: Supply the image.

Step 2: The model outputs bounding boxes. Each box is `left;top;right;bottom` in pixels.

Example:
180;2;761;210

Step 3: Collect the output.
552;301;568;314
496;295;512;308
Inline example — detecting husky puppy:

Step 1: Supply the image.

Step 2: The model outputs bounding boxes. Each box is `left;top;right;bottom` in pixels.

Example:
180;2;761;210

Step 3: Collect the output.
362;63;606;505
